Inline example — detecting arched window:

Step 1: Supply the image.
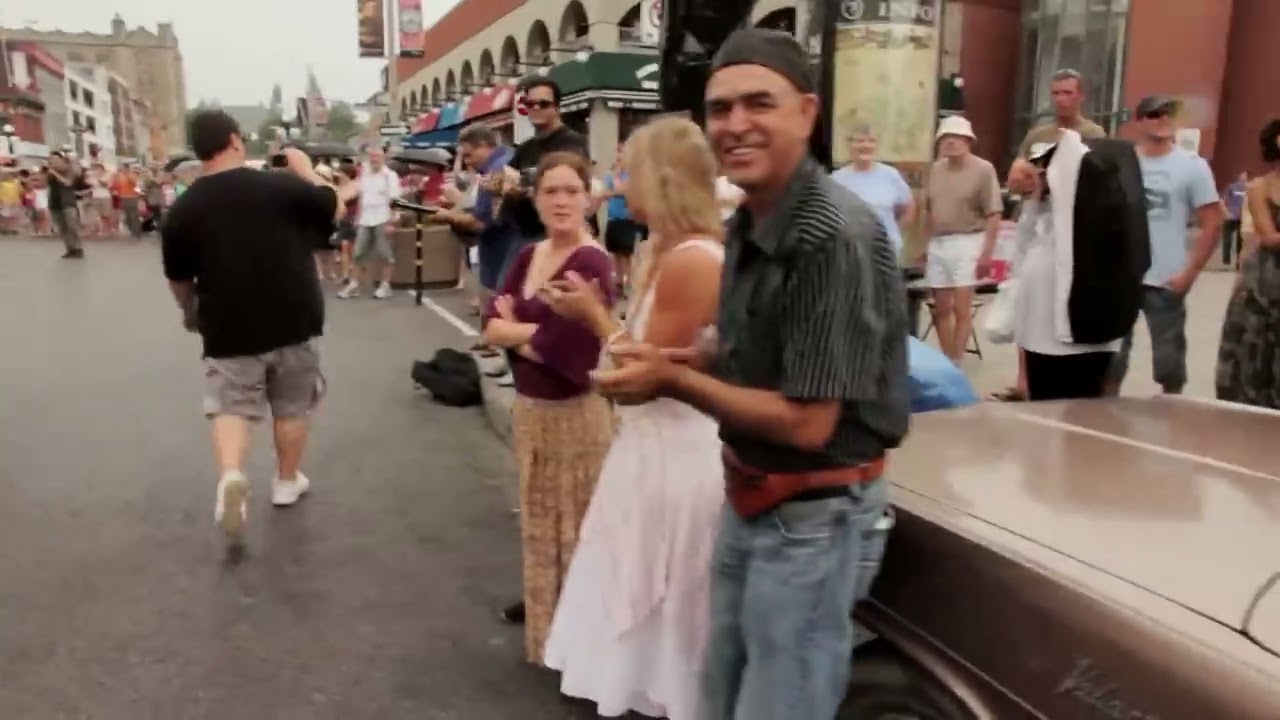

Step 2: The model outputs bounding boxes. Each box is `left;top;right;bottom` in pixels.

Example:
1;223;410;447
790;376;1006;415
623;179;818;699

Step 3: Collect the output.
460;61;475;93
444;69;457;99
526;20;552;65
558;1;590;46
479;49;496;84
618;3;641;43
499;36;521;75
755;8;795;34
431;78;442;104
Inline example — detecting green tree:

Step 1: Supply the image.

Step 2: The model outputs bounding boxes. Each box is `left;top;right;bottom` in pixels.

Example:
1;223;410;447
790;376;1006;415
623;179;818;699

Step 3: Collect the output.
249;109;286;158
324;102;360;143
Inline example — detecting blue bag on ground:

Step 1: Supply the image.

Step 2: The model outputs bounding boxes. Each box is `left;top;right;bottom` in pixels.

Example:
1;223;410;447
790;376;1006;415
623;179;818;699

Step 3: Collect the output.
908;337;980;412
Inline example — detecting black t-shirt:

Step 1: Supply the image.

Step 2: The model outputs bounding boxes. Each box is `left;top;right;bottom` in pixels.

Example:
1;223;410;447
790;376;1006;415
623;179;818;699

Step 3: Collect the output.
507;125;589;239
46;171;87;211
161;168;338;359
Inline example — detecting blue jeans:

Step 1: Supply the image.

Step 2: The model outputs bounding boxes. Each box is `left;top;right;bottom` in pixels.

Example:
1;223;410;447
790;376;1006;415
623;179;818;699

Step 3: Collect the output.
1106;285;1188;393
700;478;893;720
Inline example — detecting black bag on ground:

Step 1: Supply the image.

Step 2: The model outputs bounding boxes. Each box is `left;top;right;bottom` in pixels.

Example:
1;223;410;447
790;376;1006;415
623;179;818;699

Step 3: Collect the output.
411;348;482;407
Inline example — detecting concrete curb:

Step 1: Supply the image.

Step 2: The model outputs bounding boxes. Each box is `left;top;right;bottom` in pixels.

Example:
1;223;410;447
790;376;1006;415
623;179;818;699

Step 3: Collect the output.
474;350;515;448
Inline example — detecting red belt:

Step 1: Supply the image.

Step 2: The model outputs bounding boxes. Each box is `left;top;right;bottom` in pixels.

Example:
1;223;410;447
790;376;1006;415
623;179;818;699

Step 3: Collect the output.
722;446;885;519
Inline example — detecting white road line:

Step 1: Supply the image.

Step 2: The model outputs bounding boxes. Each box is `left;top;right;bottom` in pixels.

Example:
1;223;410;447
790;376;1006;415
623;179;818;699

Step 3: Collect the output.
412;292;479;337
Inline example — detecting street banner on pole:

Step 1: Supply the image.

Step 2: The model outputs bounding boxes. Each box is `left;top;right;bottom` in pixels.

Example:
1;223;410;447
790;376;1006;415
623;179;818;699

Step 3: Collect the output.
638;0;663;46
358;0;388;58
398;0;425;57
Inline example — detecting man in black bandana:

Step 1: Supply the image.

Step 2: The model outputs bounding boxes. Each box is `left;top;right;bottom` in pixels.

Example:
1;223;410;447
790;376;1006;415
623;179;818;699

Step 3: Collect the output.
592;29;908;719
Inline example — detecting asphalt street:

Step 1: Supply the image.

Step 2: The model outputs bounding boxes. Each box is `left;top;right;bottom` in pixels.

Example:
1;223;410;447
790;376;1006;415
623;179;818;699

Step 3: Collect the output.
0;236;599;719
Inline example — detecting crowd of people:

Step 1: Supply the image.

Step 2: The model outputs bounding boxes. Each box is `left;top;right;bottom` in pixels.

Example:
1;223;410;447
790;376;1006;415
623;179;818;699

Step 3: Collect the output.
138;23;1280;720
0;155;192;258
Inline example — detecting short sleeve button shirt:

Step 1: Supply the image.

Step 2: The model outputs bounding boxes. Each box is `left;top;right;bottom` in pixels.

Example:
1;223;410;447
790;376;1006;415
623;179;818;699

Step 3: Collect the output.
714;159;910;472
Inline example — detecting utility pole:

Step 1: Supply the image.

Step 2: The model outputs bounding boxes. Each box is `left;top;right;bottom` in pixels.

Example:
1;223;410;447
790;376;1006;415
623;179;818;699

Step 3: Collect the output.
385;0;399;122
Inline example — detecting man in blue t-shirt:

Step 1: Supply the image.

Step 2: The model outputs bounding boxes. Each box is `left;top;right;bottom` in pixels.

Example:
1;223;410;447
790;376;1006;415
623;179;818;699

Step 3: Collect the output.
1106;95;1223;395
439;125;519;295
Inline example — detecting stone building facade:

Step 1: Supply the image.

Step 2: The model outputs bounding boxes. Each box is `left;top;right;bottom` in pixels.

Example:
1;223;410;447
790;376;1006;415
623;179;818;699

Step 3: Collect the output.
5;13;188;155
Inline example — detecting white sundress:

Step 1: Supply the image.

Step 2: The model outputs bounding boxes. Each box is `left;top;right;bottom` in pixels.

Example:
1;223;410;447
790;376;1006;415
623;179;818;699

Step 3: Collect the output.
543;238;726;720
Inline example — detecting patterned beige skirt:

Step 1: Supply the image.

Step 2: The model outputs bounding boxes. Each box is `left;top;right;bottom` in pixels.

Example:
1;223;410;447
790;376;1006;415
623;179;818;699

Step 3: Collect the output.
512;392;615;665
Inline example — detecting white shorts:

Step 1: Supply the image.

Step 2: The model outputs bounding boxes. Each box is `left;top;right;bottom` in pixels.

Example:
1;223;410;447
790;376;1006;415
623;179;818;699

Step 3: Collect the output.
926;232;984;288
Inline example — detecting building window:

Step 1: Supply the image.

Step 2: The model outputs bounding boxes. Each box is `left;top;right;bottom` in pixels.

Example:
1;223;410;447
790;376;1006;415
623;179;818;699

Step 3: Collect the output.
1014;0;1131;141
83;89;95;109
69;82;80;103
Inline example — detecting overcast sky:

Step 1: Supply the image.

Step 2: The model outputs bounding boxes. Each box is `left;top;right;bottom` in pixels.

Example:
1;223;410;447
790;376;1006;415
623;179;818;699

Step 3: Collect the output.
9;0;460;106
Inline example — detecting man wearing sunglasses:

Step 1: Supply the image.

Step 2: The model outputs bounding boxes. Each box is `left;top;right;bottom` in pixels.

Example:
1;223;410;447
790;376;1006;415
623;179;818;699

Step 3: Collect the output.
1105;95;1223;396
502;78;590;252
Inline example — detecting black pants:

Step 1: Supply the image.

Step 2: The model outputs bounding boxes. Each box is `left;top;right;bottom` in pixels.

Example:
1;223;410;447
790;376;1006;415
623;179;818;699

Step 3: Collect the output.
1222;219;1243;265
1024;350;1114;401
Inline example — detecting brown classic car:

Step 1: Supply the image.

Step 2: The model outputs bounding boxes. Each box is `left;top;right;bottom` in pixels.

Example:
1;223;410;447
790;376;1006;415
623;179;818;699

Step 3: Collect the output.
845;396;1280;719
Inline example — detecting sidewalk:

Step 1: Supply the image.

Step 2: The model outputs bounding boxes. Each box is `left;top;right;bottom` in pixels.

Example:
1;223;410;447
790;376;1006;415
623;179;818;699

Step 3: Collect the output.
476;271;1238;446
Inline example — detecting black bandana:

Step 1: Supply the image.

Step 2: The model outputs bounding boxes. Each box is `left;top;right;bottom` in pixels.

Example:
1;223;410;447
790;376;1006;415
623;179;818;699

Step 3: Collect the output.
710;28;815;94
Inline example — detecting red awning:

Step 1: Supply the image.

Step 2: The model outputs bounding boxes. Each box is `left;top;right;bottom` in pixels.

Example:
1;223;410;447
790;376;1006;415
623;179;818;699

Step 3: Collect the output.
463;83;516;122
412;109;440;133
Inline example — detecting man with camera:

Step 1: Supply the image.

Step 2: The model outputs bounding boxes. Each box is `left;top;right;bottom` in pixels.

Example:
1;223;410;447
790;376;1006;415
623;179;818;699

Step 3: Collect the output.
161;109;357;545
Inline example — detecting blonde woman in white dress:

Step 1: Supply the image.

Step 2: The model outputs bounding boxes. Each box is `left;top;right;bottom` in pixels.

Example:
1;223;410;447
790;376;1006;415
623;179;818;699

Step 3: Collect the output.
541;116;725;720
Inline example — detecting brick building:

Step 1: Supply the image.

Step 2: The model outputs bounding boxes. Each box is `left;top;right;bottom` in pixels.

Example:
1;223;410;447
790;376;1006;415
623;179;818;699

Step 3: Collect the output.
5;14;188;154
917;0;1278;183
0;54;45;149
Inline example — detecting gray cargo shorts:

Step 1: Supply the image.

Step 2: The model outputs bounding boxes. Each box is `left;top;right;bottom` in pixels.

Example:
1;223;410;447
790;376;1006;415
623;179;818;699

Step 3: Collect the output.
353;224;394;264
203;340;326;420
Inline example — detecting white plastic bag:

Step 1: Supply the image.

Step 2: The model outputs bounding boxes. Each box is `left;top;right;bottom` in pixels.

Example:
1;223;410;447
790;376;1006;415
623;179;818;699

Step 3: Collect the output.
982;278;1018;345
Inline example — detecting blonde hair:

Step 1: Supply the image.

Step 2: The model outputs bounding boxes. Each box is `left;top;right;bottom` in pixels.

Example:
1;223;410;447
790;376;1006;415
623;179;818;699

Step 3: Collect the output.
622;116;723;296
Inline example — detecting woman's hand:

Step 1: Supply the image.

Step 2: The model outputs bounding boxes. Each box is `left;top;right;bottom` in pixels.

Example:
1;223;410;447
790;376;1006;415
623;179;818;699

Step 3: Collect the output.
494;294;517;322
543;270;607;325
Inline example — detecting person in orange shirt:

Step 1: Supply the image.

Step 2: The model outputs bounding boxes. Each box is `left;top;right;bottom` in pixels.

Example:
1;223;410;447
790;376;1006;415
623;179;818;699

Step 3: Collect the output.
113;165;142;238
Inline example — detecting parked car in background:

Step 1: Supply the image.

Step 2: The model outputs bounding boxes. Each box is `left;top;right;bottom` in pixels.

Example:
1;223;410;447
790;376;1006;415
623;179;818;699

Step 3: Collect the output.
844;396;1280;719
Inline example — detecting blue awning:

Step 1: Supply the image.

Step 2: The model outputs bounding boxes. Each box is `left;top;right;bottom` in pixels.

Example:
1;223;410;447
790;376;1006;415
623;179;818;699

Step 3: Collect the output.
403;126;459;149
436;96;472;129
437;101;461;128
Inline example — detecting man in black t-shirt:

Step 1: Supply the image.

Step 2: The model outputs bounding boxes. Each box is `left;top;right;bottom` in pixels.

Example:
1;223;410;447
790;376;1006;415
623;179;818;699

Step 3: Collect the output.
501;77;589;245
46;152;90;258
161;109;357;545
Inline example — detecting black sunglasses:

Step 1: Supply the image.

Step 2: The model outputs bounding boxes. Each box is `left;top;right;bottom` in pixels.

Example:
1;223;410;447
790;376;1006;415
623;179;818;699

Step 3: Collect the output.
524;99;556;110
1140;110;1171;120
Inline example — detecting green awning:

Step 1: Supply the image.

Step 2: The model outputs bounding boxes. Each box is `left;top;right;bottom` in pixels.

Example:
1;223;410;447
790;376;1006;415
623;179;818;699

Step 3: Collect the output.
533;52;660;97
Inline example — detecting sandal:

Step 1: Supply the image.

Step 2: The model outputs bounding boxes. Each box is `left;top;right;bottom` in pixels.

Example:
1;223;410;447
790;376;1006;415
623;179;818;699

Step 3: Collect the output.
989;386;1027;402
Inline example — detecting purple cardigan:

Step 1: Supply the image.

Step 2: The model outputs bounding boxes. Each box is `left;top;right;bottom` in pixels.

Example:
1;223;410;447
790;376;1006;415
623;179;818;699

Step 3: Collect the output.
483;243;615;400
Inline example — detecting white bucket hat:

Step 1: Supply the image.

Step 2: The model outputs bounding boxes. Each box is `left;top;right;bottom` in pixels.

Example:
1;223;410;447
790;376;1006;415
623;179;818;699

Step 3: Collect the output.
935;115;977;142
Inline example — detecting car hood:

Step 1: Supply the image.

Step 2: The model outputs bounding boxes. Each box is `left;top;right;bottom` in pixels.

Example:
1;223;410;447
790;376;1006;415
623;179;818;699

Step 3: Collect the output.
892;397;1280;630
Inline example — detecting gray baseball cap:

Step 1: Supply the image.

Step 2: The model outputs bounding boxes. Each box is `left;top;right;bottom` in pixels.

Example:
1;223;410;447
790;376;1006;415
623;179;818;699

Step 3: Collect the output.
1135;95;1180;118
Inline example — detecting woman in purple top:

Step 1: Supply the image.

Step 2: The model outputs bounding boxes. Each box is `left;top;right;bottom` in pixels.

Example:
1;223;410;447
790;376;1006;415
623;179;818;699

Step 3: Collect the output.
481;151;616;665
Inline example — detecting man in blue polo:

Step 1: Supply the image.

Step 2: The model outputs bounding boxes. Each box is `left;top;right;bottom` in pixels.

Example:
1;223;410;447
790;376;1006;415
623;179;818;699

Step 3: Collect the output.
438;125;519;296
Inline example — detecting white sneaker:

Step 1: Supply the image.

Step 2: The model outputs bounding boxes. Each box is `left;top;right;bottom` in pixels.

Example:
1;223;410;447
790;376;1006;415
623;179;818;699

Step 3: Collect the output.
337;280;360;299
373;282;392;300
214;470;250;537
272;472;311;507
